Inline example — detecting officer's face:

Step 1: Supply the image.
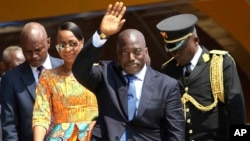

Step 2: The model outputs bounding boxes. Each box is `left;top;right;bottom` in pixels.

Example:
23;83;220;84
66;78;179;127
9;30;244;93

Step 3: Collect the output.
171;36;198;66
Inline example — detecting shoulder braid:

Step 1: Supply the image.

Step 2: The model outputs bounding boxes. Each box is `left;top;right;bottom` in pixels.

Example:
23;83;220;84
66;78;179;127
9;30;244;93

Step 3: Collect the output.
181;49;227;117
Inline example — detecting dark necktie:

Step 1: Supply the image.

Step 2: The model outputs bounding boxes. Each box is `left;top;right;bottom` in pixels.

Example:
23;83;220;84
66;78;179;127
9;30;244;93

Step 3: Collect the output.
120;75;137;141
184;63;192;77
37;66;44;78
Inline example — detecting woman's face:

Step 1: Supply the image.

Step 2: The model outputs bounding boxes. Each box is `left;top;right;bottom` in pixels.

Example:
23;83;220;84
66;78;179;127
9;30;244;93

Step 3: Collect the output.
56;30;84;64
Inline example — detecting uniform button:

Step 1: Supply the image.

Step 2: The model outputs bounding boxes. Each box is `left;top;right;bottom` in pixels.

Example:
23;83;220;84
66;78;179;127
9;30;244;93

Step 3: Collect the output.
191;140;194;141
186;108;190;112
187;119;191;123
189;129;193;134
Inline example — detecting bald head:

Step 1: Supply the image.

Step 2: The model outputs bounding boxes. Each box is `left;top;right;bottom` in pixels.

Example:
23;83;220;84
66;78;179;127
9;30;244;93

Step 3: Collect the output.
117;29;146;49
19;22;50;67
20;22;48;46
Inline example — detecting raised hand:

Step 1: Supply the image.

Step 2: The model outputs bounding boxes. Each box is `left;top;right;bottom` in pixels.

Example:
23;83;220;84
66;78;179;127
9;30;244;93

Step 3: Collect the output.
99;1;126;36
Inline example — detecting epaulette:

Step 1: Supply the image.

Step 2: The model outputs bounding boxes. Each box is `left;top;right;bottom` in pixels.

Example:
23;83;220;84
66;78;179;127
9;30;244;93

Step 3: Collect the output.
209;49;228;56
210;49;235;64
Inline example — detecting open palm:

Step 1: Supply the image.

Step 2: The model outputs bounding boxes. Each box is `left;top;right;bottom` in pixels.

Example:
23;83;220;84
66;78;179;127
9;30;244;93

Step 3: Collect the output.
100;2;126;36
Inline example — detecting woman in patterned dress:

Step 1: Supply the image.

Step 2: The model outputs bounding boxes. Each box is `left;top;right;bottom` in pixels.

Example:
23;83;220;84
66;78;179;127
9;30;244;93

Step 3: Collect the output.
32;22;98;141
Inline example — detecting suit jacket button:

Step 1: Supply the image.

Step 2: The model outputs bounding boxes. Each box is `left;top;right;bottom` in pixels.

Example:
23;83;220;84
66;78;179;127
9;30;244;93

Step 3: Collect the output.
115;136;119;140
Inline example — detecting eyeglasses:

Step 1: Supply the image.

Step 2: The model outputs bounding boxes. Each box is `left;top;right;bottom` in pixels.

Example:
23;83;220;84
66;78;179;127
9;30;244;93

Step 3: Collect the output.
55;41;80;51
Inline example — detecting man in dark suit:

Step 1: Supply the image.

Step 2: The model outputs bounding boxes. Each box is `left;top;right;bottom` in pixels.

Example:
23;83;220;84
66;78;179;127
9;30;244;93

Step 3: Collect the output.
72;2;185;140
0;45;25;141
0;22;63;141
156;14;246;141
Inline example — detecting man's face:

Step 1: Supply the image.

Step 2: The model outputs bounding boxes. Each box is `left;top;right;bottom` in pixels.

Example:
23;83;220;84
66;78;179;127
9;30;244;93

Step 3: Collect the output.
117;41;148;75
22;38;50;67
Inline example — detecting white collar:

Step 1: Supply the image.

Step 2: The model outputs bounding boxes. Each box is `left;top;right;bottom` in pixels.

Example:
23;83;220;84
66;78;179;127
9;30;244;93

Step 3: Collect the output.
190;45;202;70
30;54;52;72
122;64;147;81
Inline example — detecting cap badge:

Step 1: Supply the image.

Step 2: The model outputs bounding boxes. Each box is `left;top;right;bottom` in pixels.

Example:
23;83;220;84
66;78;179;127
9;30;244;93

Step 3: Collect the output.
160;32;168;39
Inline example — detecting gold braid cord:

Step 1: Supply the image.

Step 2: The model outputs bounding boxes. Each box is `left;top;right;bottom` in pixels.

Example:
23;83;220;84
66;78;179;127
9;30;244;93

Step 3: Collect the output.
181;51;225;117
210;53;224;103
182;87;218;119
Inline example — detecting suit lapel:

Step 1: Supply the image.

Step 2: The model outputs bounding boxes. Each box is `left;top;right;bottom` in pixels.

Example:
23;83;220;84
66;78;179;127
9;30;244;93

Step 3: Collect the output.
117;80;128;119
20;62;37;101
187;48;210;84
18;57;62;102
136;67;156;119
50;56;63;68
112;64;129;120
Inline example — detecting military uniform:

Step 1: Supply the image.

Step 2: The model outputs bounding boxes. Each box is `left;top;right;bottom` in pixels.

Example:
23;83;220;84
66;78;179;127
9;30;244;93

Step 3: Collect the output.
156;14;246;141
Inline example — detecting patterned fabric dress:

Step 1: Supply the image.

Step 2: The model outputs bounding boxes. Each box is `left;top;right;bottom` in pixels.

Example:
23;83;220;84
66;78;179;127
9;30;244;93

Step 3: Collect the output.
32;69;98;141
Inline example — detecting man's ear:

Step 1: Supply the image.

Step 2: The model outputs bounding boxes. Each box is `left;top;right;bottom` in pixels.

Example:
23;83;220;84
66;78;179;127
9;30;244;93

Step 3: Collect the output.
47;37;51;47
0;61;6;73
194;36;199;45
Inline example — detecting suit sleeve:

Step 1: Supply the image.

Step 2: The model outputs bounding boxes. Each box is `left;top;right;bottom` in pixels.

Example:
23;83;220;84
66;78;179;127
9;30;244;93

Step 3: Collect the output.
164;79;185;141
1;73;19;141
72;36;104;92
223;55;246;124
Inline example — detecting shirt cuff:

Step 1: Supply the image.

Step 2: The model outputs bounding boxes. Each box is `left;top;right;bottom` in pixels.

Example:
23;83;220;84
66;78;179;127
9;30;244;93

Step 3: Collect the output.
92;31;107;48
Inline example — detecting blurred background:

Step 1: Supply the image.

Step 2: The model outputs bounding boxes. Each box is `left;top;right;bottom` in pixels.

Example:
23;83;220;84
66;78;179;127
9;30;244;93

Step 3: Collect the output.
0;0;249;123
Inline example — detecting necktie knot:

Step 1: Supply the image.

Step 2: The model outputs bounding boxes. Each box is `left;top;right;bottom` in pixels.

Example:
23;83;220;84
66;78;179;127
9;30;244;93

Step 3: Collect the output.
37;66;44;71
126;75;136;82
184;63;192;77
37;66;44;78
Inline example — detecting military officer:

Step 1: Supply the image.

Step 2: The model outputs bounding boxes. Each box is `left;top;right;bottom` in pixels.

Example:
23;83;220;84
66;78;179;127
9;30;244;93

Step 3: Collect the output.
156;13;246;141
